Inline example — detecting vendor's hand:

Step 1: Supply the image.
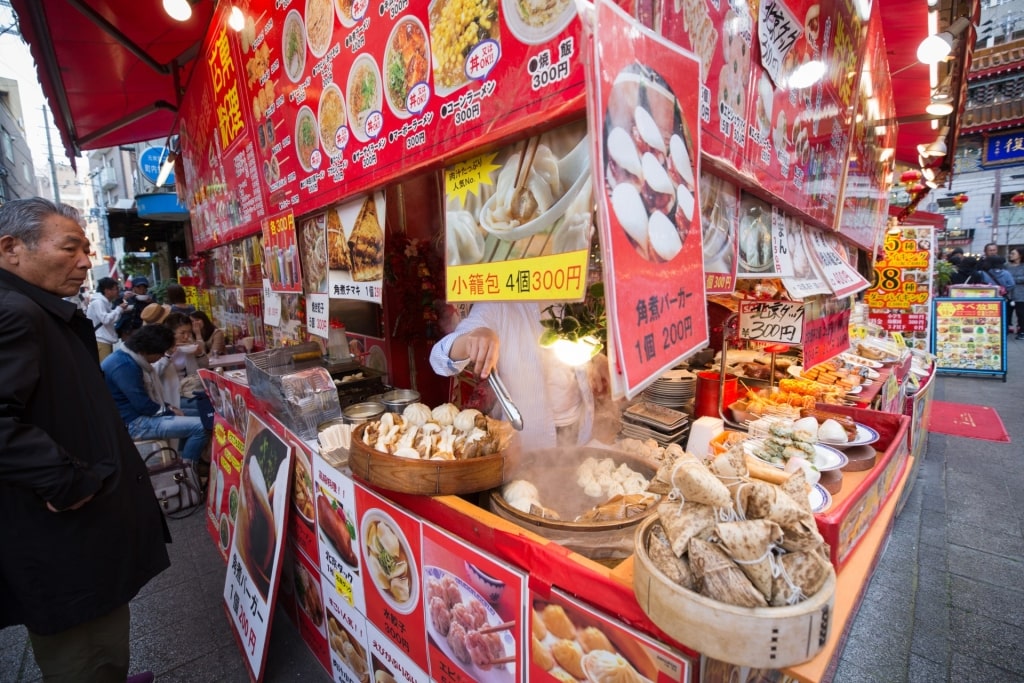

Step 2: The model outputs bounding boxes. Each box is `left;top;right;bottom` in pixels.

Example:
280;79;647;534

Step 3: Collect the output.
455;328;500;379
47;493;94;512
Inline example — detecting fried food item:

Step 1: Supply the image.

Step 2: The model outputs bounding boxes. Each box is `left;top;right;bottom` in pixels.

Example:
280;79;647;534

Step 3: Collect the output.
327;209;351;271
349;197;384;282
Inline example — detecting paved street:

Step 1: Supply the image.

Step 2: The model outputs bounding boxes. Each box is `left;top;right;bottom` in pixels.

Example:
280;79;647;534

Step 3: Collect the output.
2;341;1022;682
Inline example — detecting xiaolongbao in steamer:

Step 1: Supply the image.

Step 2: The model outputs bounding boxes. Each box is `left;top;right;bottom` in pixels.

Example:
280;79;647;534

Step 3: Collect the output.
580;649;649;683
401;402;432;426
532;635;555;670
453;408;482;433
431;402;460;426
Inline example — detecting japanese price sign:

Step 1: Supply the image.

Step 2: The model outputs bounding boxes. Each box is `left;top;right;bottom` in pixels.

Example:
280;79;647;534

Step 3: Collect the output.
739;300;805;344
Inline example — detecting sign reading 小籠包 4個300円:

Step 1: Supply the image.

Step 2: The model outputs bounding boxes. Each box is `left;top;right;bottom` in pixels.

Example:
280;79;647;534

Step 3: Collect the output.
591;0;709;398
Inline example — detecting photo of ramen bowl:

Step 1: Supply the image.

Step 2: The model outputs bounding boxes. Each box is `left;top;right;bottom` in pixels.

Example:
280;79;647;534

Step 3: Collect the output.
305;0;334;58
361;509;418;614
346;54;383;143
383;15;430;118
282;10;306;83
318;82;347;157
295;105;320;172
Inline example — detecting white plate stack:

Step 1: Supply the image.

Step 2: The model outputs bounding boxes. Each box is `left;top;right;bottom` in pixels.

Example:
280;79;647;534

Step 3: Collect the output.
641;368;697;409
620;401;690;446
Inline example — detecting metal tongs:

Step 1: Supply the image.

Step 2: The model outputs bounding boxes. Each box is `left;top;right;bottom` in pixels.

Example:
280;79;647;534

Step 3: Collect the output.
488;370;524;431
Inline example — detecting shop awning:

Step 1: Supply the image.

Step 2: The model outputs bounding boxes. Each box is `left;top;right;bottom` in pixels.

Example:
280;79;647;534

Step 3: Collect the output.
13;0;978;176
10;0;215;160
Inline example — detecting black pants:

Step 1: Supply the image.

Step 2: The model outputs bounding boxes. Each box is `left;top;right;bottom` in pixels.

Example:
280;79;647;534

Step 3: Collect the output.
28;604;130;682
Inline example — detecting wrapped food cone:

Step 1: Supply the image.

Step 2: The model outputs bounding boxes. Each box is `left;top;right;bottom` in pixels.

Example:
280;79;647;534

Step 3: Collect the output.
657;500;716;557
770;548;832;606
713;520;784;601
735;480;776;520
647;523;696;589
780;467;812;514
689;537;768;608
708;449;748;493
669;455;732;509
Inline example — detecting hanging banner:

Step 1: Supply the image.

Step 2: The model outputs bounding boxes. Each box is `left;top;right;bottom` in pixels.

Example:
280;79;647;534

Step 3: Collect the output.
262;211;303;292
700;172;740;294
592;0;708;398
782;219;832;298
801;296;852;367
804;227;869;297
184;0;588;253
443;119;593;302
223;413;294;681
736;193;775;278
326;192;386;303
864;226;934;352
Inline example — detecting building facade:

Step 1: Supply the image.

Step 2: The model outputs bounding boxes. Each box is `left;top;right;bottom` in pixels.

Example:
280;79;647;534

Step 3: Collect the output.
0;77;37;203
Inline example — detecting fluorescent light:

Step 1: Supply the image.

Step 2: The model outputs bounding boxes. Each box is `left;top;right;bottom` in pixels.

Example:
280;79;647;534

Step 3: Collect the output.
789;60;827;89
551;337;602;366
926;101;954;116
228;6;245;32
162;0;192;22
156;153;176;186
879;148;894;162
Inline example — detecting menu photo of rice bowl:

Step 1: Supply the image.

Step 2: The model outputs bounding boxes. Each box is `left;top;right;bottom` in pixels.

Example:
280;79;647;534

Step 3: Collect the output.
347;54;383;143
294;105;321;172
318;82;348;157
428;0;500;96
501;0;576;45
305;0;334;58
384;15;431;118
282;9;307;83
603;63;696;264
334;0;368;28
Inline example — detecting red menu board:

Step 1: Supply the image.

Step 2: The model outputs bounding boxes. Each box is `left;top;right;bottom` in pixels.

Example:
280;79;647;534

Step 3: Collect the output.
421;524;526;683
700;172;740;294
801;296;852;367
836;2;896;249
290;547;333;674
355;484;428;668
182;0;588;253
592;0;708;398
637;0;754;168
223;413;294;681
263;210;303;292
287;439;320;566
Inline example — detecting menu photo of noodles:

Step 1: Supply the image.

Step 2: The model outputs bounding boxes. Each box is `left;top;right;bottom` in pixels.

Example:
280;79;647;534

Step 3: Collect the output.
222;413;293;680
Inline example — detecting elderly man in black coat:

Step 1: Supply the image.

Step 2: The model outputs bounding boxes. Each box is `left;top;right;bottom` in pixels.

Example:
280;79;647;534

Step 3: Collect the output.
0;198;170;682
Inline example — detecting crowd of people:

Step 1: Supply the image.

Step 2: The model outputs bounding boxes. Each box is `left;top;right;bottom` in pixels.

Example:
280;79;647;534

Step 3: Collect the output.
945;242;1024;339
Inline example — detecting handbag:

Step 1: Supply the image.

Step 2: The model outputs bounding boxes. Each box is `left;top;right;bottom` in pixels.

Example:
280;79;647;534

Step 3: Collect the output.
145;447;204;517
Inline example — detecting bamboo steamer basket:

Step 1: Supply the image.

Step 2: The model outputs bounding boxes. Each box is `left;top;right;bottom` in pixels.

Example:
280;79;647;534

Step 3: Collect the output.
633;516;836;669
347;423;508;495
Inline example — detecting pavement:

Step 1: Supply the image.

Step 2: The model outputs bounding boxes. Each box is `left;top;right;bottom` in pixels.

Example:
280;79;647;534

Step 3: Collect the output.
2;340;1022;683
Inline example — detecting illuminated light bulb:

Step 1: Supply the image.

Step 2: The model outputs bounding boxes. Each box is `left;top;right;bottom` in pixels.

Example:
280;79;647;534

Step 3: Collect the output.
228;6;245;32
788;60;827;89
162;0;192;21
551;337;602;367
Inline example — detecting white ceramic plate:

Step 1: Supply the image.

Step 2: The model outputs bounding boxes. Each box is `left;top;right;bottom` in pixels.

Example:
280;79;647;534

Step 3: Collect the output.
809;484;831;513
745;441;848;472
819;423;880;450
840;352;882;369
424;566;516;682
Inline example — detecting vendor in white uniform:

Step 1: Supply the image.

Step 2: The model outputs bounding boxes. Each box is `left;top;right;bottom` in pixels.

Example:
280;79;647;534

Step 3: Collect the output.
430;302;600;452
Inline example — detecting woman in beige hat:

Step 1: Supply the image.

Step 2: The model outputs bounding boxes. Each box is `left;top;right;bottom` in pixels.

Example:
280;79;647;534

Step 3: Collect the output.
140;303;171;326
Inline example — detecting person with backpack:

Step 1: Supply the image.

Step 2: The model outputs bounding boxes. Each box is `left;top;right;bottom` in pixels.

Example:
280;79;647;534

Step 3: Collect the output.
86;276;128;360
975;255;1015;296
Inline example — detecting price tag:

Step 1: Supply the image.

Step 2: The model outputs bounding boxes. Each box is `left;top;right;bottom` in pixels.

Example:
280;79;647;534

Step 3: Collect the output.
263;291;281;327
306;292;330;339
739;300;804;344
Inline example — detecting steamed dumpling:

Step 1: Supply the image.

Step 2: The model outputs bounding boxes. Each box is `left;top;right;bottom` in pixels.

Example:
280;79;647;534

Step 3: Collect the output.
453;408;482;433
818;419;847;443
431;403;460;426
580;649;648;683
402;402;432;427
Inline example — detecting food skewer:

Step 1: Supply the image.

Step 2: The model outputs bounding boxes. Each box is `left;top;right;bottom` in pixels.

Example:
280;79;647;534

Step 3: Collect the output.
486;655;517;666
474;620;515;635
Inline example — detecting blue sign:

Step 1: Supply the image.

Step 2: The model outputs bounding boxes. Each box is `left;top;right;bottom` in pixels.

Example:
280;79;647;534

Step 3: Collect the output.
983;129;1024;166
138;146;174;185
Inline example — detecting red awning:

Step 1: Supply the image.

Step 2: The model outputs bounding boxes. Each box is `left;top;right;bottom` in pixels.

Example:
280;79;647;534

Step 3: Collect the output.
11;0;215;161
13;0;976;174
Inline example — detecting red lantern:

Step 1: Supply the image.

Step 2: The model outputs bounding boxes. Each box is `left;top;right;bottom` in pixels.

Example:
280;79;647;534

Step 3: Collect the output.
909;183;927;195
952;193;969;208
1013;192;1024;208
900;169;923;186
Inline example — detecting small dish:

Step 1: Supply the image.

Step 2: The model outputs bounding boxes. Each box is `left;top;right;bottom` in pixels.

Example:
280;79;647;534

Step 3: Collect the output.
819;423;880;450
464;560;506;604
809;483;831;513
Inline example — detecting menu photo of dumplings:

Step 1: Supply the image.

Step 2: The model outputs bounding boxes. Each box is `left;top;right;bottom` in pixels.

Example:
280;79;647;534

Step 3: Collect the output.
529;589;691;682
